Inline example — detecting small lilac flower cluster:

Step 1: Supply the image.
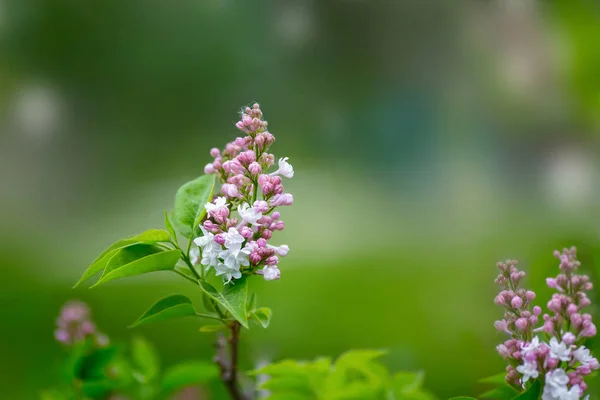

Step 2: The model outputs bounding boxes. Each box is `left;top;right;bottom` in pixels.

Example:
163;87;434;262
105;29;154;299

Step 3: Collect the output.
193;104;292;283
54;300;108;347
494;247;598;399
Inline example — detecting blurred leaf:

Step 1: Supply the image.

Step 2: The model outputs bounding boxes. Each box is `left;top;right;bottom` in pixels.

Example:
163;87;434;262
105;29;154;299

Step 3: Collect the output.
39;390;67;400
130;294;197;328
199;277;248;328
478;373;508;385
247;292;256;312
80;379;116;398
164;210;178;242
251;307;272;328
132;336;160;382
334;349;387;370
449;398;478;400
199;324;225;332
202;292;216;312
172;174;216;238
160;361;219;396
393;371;425;394
480;386;517;399
511;380;540;400
92;250;181;287
75;229;172;287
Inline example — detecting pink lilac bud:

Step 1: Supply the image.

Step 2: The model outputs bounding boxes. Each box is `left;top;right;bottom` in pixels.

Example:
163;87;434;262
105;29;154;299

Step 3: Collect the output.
511;297;523;309
494;320;511;334
250;252;262;265
546;277;562;291
515;318;528;331
253;200;269;213
234;137;249;148
204;163;216;174
213;158;222;170
261;229;272;239
271;221;285;231
237;150;256;166
254;134;265;147
497;344;510;358
275;245;289;257
545;357;559;369
257;238;267;247
533;306;542;316
262;266;280;281
548;298;562;313
55;329;69;343
529;315;539;326
248;162;262;175
222;183;241;198
239;226;253;238
259;153;275;167
265;256;278;266
562;332;576;345
567;304;579;315
543;320;555;334
581;322;597;337
525;291;536;301
271;193;293;206
571;313;582;328
494;295;506;306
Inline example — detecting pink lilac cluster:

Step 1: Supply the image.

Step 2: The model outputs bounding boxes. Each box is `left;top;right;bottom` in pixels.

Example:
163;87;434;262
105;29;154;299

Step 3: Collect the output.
192;104;292;283
493;247;598;399
54;300;108;347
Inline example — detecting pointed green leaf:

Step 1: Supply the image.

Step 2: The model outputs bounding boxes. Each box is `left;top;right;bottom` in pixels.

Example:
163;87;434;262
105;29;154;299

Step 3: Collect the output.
172;174;216;238
131;336;160;382
92;249;180;287
199;324;226;333
202;292;215;312
75;229;172;287
335;349;387;369
251;307;272;328
164;211;178;242
160;361;219;396
130;294;197;328
247;292;256;312
102;244;163;278
198;277;248;328
511;380;541;400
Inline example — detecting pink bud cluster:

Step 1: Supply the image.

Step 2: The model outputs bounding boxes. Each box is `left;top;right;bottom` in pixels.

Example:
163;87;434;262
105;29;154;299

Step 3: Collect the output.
54;301;108;347
194;104;292;283
493;248;598;398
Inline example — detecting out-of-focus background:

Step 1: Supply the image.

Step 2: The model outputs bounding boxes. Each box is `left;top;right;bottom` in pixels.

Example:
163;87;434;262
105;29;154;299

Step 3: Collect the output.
2;0;600;398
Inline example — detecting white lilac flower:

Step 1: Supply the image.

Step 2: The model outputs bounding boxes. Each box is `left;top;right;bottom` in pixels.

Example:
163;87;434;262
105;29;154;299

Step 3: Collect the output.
205;196;228;214
521;336;541;355
189;246;200;265
543;369;570;400
219;245;251;272
516;362;539;384
549;337;571;362
237;202;263;226
262;265;281;281
573;346;595;365
562;386;582;400
215;262;242;284
193;227;222;268
223;227;245;250
271;157;294;178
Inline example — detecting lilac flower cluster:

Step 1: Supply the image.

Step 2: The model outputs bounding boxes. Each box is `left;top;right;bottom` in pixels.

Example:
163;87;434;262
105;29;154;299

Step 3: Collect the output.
494;247;598;399
193;104;292;283
54;300;108;347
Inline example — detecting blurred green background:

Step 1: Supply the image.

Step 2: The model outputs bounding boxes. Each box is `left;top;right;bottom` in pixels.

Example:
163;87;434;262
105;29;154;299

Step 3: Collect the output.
2;0;600;398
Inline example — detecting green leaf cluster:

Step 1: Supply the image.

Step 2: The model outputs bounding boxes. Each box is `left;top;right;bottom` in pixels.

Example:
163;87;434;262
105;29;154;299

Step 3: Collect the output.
253;350;437;400
453;372;541;400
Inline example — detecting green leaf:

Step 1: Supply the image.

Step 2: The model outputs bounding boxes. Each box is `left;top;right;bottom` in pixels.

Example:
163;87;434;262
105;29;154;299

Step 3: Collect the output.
75;229;172;287
164;210;178;242
247;292;256;312
449;398;478;400
102;244;163;277
393;371;425;394
478;372;508;385
199;324;226;332
202;292;216;312
160;361;219;396
92;249;181;287
480;386;517;399
172;174;216;238
251;307;272;328
335;349;387;369
130;294;197;328
511;380;541;400
131;336;160;382
199;277;249;328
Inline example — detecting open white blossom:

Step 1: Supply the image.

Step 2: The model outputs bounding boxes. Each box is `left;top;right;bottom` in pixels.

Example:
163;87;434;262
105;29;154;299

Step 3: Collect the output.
215;262;243;284
262;266;281;281
205;196;228;215
521;336;541;355
573;346;595;366
542;369;570;400
238;202;263;226
516;362;539;385
549;337;571;362
193;227;221;268
271;157;294;178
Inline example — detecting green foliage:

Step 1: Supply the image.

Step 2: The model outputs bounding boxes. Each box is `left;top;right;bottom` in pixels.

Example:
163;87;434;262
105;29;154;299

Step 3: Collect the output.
172;174;216;238
250;307;272;328
476;372;521;400
91;249;181;287
199;276;249;328
253;350;437;400
511;380;540;400
130;294;198;328
131;336;160;383
74;229;173;287
163;210;178;242
159;361;219;397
